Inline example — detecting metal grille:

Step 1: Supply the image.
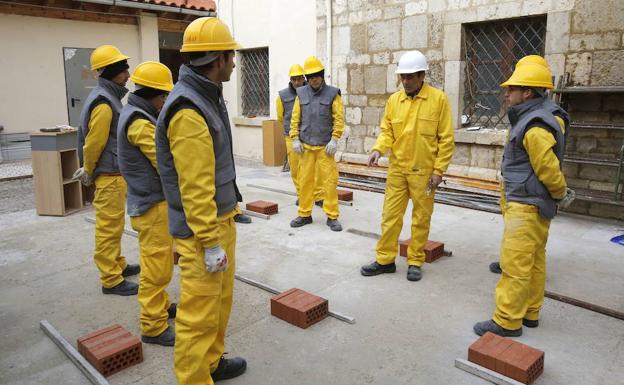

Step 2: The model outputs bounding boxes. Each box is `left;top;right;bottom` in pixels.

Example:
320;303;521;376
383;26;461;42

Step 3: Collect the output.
240;48;269;117
463;16;546;129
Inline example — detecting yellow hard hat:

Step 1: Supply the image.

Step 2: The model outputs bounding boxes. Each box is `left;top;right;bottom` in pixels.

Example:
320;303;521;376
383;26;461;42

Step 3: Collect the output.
130;61;174;92
516;55;549;69
288;64;305;77
90;45;129;71
501;63;554;89
181;17;242;52
303;56;324;75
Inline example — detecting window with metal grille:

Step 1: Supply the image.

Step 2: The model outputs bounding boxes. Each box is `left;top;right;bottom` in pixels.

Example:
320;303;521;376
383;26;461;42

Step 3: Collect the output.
463;16;547;129
239;48;269;117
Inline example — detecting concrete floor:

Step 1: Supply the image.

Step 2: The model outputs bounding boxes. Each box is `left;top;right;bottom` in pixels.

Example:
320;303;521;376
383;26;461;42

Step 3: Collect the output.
0;161;623;385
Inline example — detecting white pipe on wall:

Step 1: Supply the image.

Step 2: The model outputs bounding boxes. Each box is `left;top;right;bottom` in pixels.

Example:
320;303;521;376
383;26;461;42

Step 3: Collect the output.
325;0;332;83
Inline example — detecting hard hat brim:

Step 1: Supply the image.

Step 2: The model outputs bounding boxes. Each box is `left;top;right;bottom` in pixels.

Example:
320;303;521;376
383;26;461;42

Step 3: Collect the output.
91;54;130;71
395;67;428;74
180;41;242;53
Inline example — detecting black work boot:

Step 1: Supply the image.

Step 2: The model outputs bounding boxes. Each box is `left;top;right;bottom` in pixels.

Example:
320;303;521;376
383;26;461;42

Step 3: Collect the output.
167;303;177;319
315;199;324;207
122;264;140;277
406;265;422;281
234;213;252;224
326;218;342;232
141;326;175;346
102;280;138;296
290;216;312;228
489;262;502;274
522;318;539;328
360;261;396;276
473;319;522;337
211;356;247;382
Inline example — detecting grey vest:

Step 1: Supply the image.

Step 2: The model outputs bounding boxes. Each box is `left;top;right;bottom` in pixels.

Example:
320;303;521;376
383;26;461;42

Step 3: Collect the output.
278;85;297;135
78;77;128;177
501;98;565;219
156;65;241;239
297;83;340;146
117;93;164;217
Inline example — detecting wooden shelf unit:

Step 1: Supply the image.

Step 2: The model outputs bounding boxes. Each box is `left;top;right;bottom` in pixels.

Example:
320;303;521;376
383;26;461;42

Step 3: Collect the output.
31;130;83;216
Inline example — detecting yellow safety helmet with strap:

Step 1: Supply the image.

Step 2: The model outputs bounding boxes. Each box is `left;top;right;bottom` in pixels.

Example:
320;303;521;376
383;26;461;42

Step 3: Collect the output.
516;55;549;69
288;64;305;77
500;63;554;89
181;17;241;52
303;56;324;75
130;61;174;92
90;45;129;71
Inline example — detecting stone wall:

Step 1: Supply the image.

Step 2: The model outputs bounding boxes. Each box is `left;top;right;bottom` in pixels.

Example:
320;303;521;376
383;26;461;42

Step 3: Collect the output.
316;0;624;184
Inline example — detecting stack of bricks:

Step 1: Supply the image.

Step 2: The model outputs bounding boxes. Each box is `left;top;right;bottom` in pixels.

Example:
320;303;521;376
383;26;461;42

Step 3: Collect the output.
246;200;279;215
468;332;544;384
77;324;143;377
336;189;353;202
399;239;445;263
270;288;329;329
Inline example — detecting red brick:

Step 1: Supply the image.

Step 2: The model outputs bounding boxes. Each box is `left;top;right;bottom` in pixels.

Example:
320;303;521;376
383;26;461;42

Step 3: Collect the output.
337;189;353;201
398;239;445;263
270;288;328;329
246;200;278;215
466;332;544;384
424;240;444;263
77;325;143;377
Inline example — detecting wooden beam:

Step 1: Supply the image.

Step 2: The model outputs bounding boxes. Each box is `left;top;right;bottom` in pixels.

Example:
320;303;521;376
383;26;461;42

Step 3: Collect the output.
157;17;191;33
0;1;137;25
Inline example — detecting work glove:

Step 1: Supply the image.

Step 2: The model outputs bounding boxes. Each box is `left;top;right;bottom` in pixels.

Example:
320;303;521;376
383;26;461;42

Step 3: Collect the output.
204;246;228;273
325;138;338;156
292;139;303;154
72;167;93;186
558;187;576;209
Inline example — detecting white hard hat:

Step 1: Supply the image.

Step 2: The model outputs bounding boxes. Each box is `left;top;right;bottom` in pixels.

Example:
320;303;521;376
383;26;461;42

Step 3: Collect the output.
395;50;428;74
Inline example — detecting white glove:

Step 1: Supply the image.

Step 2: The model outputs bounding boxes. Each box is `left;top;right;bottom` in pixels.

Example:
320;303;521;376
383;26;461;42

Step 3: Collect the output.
292;139;304;154
72;167;93;186
558;187;576;209
204;246;228;272
325;138;337;156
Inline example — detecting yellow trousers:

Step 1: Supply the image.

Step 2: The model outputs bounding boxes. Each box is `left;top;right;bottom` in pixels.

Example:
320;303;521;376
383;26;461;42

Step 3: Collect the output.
93;175;128;288
130;201;173;337
297;144;339;219
174;211;237;385
285;136;324;201
493;202;550;330
376;167;435;267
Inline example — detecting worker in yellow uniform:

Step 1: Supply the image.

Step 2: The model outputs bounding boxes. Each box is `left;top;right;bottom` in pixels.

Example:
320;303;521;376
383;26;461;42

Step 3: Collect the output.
360;50;454;282
73;45;140;296
489;55;571;274
474;61;575;337
277;64;325;206
117;62;176;346
289;56;345;231
155;17;246;384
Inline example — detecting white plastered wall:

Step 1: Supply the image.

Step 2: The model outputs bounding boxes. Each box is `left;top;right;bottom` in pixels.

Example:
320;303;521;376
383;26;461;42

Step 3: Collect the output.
0;12;159;134
219;0;317;162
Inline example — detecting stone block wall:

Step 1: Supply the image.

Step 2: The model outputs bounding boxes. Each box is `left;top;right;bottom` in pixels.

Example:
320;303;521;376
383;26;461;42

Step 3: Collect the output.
316;0;623;188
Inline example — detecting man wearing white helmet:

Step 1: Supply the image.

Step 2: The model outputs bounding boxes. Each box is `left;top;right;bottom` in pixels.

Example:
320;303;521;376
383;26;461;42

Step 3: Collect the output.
360;50;454;282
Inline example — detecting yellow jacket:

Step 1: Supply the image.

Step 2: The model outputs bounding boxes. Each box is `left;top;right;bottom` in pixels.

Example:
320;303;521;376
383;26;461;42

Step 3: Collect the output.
289;94;345;142
82;103;112;175
372;84;454;175
167;108;228;249
127;118;158;170
276;95;285;126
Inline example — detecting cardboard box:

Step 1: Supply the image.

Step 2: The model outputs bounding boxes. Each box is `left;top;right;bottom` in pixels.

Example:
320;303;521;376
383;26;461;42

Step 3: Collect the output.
262;120;287;166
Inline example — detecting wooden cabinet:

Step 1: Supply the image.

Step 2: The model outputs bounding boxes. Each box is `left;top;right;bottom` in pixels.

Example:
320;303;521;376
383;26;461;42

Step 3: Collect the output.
31;130;83;216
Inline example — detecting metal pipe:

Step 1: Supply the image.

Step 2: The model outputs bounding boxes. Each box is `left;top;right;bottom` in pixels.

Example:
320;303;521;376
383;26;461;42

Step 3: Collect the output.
79;0;216;17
